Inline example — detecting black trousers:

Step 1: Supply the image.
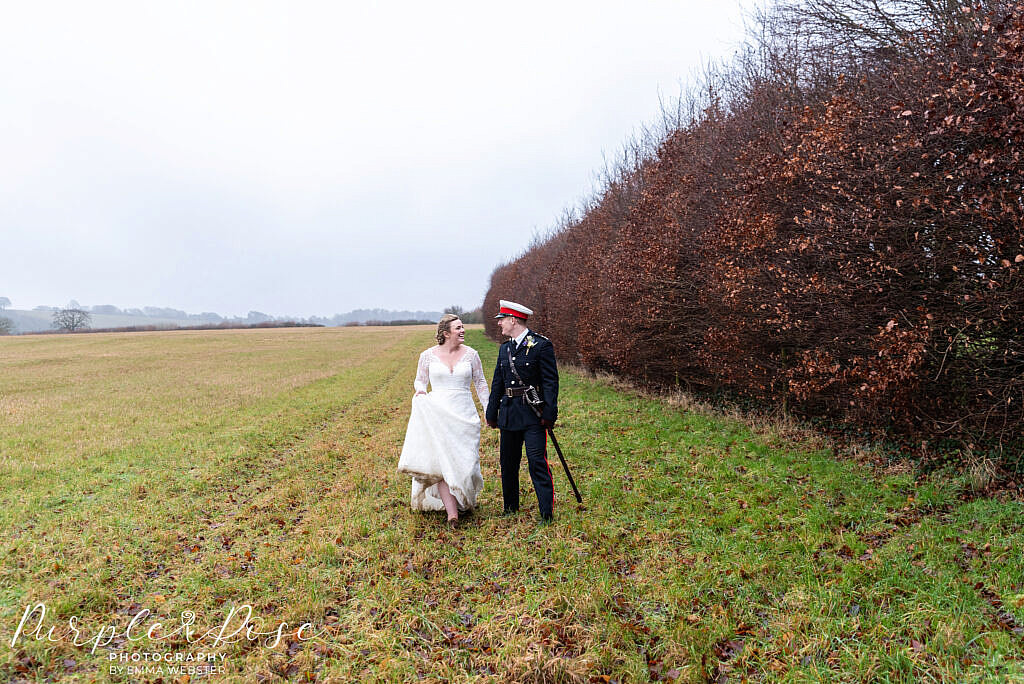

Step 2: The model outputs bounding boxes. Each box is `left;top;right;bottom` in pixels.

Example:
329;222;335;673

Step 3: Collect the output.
499;423;554;519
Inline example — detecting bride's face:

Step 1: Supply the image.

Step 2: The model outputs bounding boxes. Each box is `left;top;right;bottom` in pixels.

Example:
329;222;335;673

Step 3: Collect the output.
445;319;465;345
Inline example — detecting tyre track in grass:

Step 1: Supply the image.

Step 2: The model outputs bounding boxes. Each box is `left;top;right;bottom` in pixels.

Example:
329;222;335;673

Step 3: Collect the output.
180;347;420;682
125;329;422;584
2;328;429;683
229;334;450;681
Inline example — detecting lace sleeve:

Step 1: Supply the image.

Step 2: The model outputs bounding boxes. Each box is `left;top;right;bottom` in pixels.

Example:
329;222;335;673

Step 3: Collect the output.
414;350;430;394
469;348;489;407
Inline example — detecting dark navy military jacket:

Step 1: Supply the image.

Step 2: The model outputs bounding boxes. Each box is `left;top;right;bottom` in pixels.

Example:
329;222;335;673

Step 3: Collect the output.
485;330;559;431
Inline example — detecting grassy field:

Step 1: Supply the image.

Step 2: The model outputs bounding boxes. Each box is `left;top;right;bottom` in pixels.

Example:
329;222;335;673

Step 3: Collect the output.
1;326;1022;682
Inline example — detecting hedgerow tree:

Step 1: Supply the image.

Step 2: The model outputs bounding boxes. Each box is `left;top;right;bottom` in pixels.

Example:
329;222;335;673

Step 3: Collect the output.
52;308;92;332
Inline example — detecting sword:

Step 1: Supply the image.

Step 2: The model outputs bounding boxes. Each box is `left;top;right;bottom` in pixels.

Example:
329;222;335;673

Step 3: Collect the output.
545;427;583;503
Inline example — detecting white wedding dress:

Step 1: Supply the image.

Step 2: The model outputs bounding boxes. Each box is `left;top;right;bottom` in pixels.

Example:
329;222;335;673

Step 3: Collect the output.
397;346;488;512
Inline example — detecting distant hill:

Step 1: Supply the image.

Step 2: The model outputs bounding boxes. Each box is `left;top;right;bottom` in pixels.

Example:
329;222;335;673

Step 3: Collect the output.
312;309;443;326
0;307;445;334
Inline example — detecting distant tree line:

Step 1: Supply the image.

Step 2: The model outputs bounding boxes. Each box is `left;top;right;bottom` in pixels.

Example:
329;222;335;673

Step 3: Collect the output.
444;305;483;324
311;309;446;325
0;301;474;335
13;304;450;327
485;0;1024;468
37;320;324;335
0;297;482;335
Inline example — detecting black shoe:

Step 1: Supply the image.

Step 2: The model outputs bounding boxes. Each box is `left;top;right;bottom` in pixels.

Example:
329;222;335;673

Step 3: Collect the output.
540;514;554;523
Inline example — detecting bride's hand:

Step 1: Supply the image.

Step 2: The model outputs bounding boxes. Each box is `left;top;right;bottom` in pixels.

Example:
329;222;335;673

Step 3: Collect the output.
415;391;426;396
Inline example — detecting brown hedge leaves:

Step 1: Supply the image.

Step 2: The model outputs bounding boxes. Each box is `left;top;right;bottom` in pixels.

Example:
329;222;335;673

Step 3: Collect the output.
485;1;1024;461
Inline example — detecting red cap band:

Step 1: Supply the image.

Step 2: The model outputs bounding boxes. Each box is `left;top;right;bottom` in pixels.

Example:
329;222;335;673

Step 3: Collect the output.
499;307;528;319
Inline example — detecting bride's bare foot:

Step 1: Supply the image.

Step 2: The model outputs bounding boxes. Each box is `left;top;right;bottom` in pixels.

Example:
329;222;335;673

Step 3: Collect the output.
437;480;459;521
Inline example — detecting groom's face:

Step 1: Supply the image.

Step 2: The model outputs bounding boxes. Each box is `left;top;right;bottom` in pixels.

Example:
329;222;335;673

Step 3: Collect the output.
498;316;518;337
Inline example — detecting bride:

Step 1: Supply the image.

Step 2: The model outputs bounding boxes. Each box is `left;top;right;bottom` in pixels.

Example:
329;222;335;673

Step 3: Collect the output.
397;314;488;525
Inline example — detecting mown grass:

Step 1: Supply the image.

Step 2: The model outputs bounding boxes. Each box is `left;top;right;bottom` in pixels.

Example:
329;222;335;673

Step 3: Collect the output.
1;326;1022;682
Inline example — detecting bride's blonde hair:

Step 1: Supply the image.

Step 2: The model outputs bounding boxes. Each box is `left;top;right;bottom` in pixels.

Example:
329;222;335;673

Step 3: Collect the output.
436;314;460;345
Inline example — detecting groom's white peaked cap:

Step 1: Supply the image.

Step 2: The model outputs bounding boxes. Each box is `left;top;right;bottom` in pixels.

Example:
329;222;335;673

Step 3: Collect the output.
494;300;533;320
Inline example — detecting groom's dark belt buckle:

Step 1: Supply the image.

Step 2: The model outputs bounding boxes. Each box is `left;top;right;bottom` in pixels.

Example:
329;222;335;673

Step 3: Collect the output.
505;387;529;397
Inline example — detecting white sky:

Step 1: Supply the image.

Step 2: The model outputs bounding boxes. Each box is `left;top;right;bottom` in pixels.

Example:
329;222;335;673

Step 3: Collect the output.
1;0;751;318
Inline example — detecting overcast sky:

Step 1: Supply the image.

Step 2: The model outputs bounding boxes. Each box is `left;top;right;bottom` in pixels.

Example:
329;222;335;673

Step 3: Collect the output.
2;1;751;318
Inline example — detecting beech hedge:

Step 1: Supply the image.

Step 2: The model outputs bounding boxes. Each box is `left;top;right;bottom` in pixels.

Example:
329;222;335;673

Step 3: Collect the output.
484;1;1024;464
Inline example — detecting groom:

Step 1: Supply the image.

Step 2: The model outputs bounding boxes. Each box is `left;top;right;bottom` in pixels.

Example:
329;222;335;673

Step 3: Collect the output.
485;300;559;522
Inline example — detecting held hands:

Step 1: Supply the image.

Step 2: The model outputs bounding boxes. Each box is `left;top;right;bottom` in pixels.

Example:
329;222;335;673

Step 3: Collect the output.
486;419;497;429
